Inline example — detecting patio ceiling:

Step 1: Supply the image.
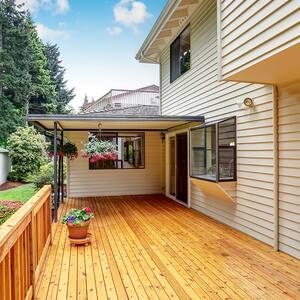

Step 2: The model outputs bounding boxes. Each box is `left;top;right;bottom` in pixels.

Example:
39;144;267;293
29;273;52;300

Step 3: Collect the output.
27;114;204;131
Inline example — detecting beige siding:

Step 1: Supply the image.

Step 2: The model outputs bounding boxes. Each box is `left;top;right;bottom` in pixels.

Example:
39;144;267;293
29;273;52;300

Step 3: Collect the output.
278;81;300;259
65;131;164;197
161;0;275;245
219;0;300;79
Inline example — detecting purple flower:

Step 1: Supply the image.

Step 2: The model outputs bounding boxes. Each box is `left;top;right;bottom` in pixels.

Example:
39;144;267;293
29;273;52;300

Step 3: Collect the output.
67;216;76;223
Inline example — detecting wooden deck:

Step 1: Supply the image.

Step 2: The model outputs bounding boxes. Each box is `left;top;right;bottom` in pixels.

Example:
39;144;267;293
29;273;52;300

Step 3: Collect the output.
37;195;300;300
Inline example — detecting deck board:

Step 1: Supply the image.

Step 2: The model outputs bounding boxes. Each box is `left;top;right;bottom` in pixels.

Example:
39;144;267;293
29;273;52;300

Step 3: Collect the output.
36;195;300;299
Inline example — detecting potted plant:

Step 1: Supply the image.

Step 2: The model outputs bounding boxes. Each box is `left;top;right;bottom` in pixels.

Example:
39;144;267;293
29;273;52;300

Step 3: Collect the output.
81;133;117;163
62;207;94;239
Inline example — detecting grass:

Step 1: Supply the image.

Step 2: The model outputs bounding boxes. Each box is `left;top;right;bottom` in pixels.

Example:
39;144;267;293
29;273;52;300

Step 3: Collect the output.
0;184;36;225
0;183;36;203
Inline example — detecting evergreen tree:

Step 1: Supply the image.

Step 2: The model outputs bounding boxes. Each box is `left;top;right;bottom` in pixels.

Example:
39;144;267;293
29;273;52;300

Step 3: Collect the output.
44;42;75;113
0;0;31;145
27;17;57;114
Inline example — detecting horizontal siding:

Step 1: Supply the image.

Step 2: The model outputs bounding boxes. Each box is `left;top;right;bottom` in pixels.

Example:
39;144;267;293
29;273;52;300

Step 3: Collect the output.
65;131;163;197
220;0;300;78
278;81;300;259
161;0;274;246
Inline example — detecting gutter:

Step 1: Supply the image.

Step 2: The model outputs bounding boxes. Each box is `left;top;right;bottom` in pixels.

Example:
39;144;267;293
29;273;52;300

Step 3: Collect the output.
272;85;279;251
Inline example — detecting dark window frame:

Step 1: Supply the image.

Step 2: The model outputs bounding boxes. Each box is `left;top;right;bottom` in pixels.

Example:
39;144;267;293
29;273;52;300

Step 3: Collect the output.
190;117;237;182
170;24;191;83
88;131;145;170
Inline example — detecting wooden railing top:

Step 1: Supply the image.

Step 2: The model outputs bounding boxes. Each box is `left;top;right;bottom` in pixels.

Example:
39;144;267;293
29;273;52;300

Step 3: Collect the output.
0;185;51;261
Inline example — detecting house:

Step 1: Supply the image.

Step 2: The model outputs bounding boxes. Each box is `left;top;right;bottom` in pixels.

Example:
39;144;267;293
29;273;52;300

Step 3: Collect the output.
81;84;160;115
13;1;300;298
135;0;300;260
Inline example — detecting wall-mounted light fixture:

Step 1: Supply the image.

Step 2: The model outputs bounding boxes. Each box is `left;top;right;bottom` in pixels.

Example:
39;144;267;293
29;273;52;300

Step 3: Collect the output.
160;132;165;142
243;97;254;108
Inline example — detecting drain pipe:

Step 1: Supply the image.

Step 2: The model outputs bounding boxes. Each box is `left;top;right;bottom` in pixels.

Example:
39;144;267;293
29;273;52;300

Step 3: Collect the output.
272;85;279;251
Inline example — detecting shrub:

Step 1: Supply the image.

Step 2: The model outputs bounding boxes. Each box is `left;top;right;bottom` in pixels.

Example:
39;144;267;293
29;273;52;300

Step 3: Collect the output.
31;162;67;190
7;127;48;181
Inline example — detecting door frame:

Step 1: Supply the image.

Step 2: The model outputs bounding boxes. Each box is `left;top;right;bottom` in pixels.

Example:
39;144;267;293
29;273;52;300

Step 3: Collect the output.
165;128;191;207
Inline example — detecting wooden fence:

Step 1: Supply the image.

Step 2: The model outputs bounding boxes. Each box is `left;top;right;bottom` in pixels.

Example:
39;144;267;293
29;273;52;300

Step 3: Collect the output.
0;185;52;300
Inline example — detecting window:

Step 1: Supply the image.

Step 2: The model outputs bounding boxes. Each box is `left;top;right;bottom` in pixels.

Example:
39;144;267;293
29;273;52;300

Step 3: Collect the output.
170;25;191;82
190;117;236;182
89;132;145;170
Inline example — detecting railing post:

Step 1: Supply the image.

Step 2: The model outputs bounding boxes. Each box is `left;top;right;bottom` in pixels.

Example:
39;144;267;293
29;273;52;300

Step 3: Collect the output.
30;211;36;299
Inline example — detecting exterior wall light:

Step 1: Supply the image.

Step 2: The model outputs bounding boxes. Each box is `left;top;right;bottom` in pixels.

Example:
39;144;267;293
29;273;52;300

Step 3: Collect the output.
160;132;165;142
243;97;254;107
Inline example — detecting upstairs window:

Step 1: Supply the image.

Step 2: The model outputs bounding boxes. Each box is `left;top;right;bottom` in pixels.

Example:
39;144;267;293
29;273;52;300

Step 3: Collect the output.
170;25;191;83
190;117;236;182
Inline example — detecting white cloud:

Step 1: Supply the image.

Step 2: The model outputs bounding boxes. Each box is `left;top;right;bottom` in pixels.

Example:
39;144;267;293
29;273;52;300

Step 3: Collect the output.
106;26;122;36
16;0;69;15
56;0;69;14
113;0;150;32
36;23;69;40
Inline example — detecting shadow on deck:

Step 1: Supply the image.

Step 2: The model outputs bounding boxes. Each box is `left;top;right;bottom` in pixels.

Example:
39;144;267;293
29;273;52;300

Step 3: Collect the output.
37;195;300;299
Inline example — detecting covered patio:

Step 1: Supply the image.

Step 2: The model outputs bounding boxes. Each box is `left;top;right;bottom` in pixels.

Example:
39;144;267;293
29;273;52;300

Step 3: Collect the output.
27;114;204;220
36;195;300;300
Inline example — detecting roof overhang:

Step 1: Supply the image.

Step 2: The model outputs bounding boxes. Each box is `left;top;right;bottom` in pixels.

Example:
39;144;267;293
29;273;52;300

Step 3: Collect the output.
27;114;204;131
222;42;300;85
136;0;203;63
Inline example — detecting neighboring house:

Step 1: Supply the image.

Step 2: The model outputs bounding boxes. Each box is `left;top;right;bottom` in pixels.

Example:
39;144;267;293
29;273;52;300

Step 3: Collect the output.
136;0;300;259
81;85;160;115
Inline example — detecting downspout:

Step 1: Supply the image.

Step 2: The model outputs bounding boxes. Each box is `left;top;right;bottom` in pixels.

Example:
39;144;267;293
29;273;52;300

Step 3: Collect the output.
272;85;279;251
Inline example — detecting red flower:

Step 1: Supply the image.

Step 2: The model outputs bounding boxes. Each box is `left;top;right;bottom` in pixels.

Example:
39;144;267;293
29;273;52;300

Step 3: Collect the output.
85;207;92;213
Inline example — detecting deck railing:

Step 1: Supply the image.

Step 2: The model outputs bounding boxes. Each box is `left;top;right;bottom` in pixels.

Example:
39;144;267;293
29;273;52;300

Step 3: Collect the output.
0;185;52;300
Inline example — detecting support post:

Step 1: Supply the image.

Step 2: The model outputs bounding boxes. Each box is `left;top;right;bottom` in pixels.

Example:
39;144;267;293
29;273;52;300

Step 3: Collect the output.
58;150;61;205
60;130;64;203
53;122;58;222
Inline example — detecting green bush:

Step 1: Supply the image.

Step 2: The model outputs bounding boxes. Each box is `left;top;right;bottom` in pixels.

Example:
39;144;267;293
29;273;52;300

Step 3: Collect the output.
31;162;67;190
7;127;48;181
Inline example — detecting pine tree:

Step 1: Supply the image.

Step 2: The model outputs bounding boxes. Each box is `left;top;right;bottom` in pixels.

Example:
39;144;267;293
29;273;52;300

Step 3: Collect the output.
0;0;31;145
44;42;75;113
27;17;57;114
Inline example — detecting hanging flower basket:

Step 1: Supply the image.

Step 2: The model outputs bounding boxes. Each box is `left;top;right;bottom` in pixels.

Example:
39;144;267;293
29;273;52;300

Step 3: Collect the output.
81;133;117;163
47;143;64;158
63;142;78;160
47;142;78;160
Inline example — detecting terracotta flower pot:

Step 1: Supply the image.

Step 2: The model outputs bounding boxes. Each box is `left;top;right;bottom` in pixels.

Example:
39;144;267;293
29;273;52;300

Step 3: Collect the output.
67;220;90;239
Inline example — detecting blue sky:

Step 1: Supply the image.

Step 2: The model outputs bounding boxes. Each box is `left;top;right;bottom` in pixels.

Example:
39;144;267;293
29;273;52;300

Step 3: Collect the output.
19;0;166;109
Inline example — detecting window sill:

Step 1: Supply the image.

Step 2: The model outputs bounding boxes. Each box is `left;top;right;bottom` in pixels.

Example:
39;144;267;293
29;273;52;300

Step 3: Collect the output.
190;177;236;204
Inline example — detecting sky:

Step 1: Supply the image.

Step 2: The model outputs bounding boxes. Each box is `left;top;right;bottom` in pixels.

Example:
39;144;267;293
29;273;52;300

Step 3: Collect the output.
18;0;166;110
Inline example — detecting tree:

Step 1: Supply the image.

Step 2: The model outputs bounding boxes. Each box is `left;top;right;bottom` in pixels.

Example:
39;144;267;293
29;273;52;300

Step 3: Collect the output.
7;126;48;181
27;17;57;114
0;0;31;144
44;43;75;114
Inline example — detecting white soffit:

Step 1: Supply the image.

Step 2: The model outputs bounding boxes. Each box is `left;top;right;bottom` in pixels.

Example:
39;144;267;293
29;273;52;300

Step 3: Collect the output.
136;0;203;63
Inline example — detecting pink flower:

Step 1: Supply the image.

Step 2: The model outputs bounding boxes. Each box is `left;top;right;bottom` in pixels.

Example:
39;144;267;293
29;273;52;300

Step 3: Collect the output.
85;207;92;213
